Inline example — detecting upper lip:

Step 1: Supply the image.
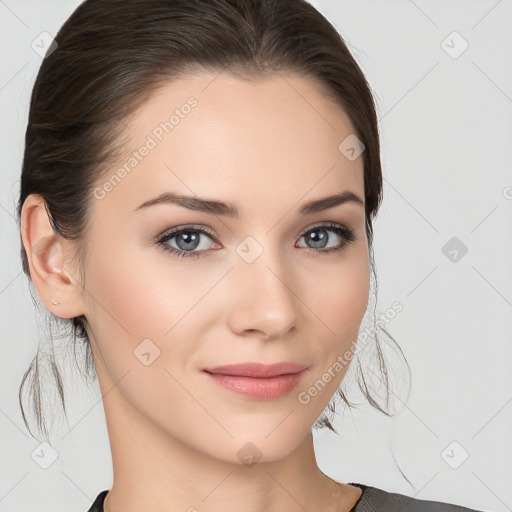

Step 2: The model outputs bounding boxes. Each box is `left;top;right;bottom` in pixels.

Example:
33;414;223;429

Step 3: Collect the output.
202;362;308;378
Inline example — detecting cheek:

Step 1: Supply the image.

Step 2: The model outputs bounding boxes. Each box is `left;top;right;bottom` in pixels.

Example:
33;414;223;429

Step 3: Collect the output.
296;255;369;414
83;234;219;384
304;251;370;345
84;246;201;421
85;233;198;339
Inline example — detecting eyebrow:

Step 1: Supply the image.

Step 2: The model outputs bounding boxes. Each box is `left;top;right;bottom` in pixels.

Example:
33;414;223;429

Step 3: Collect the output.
133;190;364;217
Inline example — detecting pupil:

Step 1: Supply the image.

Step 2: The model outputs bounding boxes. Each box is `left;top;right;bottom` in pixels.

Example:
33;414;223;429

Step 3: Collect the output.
177;231;199;250
309;229;327;249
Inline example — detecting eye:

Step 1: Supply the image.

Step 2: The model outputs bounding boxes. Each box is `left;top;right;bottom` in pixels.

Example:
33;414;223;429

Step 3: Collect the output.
296;222;356;255
156;225;219;259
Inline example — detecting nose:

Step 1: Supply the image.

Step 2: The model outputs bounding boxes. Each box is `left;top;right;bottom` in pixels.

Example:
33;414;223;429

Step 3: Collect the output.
226;246;298;340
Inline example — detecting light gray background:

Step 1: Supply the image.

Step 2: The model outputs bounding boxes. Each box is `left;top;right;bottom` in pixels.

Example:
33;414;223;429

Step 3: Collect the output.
1;1;511;511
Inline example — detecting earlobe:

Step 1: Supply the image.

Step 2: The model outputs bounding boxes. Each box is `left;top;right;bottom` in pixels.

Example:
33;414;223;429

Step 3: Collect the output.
20;194;86;319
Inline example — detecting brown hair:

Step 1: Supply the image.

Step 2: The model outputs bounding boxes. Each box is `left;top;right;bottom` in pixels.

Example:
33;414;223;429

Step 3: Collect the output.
17;0;409;451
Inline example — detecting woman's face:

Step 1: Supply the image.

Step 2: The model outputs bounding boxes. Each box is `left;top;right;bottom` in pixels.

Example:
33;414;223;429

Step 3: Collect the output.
81;71;370;463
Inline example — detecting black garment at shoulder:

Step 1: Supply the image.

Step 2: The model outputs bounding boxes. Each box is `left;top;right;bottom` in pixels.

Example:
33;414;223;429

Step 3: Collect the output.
87;485;483;512
348;482;482;512
86;489;108;512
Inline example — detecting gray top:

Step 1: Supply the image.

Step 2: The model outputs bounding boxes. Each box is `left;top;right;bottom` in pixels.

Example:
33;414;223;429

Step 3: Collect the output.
347;483;483;511
86;483;483;511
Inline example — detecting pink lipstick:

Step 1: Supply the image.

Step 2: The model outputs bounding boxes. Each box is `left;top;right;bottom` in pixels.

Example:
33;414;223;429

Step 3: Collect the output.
202;362;308;400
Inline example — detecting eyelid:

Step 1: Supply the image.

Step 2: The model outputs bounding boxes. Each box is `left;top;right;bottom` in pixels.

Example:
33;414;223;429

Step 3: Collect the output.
156;223;218;240
157;221;352;240
299;221;349;236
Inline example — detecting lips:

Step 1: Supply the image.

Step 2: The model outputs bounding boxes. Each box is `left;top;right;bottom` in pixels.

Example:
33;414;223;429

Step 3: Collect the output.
202;362;309;400
202;361;308;378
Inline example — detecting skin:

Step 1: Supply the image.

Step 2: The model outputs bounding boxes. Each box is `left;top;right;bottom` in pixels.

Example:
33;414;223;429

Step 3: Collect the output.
21;71;370;512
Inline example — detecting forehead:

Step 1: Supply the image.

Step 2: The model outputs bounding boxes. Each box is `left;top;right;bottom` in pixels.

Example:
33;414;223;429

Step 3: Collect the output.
97;71;365;215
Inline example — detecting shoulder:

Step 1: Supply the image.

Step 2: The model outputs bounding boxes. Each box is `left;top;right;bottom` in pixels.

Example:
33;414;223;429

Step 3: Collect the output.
86;490;108;512
349;483;483;512
87;485;483;512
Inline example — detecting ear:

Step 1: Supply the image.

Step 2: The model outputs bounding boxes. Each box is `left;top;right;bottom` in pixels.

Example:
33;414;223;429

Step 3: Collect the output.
20;194;87;320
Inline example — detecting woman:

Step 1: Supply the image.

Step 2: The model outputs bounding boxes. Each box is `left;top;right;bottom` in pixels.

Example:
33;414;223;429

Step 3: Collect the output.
16;0;484;510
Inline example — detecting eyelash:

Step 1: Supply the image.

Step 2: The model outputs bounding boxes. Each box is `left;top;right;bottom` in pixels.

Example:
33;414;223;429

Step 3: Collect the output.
155;222;356;260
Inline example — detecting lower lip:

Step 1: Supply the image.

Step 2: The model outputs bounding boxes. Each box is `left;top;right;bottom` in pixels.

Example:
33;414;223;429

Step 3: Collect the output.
203;369;308;400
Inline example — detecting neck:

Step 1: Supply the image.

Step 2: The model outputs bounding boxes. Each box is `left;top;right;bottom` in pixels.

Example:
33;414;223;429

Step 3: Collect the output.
99;391;360;511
